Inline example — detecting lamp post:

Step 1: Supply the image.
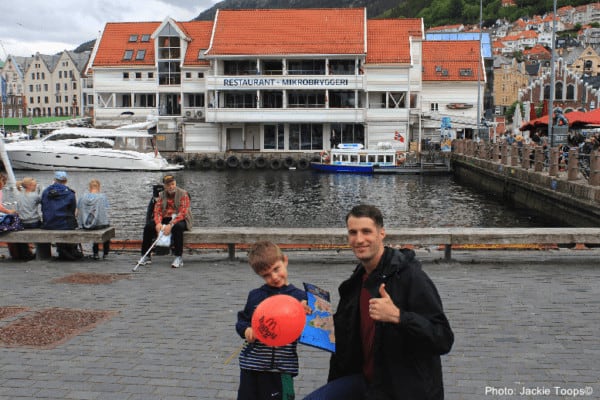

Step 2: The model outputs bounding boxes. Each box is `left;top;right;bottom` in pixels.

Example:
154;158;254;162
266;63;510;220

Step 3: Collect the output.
548;0;557;147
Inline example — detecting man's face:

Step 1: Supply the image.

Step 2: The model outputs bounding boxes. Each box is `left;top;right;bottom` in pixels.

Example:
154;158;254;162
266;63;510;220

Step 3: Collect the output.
347;215;385;270
164;180;177;194
258;256;289;288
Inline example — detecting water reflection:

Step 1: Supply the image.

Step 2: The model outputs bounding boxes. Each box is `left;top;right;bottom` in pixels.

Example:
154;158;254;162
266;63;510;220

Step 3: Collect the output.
4;169;557;239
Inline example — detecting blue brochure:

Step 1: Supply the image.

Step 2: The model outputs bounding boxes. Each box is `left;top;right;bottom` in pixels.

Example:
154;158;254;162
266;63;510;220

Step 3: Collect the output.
299;282;335;353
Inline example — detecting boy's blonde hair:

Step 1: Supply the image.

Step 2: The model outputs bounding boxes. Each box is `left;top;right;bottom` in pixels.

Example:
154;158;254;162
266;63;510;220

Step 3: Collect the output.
248;241;284;274
16;177;36;191
89;179;100;190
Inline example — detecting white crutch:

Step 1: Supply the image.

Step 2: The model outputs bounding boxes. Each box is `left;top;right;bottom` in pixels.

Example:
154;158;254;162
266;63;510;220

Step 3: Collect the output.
132;230;165;272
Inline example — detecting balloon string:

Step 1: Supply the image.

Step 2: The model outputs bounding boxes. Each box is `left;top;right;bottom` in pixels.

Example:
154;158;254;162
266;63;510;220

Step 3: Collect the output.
224;342;245;365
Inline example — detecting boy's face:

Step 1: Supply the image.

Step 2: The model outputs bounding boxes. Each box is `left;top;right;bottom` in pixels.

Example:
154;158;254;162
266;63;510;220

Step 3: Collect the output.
258;256;289;288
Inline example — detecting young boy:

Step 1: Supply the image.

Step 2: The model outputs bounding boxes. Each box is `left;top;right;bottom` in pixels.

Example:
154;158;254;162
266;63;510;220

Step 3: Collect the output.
236;241;309;400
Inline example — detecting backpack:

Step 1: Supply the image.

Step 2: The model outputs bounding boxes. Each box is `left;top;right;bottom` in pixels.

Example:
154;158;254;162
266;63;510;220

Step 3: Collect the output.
56;243;84;261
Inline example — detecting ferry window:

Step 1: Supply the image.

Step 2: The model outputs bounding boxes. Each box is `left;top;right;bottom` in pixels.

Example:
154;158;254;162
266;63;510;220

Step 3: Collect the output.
135;50;146;60
123;50;134;60
264;124;284;150
329;60;355;75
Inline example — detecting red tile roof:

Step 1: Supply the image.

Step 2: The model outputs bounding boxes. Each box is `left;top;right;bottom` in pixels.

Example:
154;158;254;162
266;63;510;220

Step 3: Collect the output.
367;19;423;64
94;22;159;67
205;8;366;56
93;21;213;67
422;41;481;81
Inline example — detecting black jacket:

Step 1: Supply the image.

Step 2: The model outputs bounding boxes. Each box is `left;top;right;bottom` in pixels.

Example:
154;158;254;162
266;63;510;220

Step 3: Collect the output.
329;247;454;400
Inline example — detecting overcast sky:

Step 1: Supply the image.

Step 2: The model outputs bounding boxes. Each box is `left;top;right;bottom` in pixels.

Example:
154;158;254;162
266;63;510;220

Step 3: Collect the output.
0;0;221;58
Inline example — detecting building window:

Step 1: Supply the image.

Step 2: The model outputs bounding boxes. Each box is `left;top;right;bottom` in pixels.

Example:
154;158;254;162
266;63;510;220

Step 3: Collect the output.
261;60;283;75
262;91;283;108
158;61;181;85
289;123;323;150
430;103;439;111
288;59;326;75
329;59;355;75
185;93;204;107
129;35;138;42
135;72;142;79
329;91;356;108
198;72;204;78
287;91;326;108
136;50;146;60
224;92;256;108
123;72;130;79
148;72;154;79
264;124;284;150
185;72;192;79
135;93;156;107
224;60;257;75
141;34;150;42
123;50;134;60
331;123;365;145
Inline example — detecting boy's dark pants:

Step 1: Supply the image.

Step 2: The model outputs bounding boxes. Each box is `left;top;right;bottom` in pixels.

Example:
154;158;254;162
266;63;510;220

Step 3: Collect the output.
237;369;294;400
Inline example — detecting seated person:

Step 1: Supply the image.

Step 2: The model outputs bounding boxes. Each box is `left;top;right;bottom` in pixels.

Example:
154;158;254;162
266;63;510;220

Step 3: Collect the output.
77;179;111;260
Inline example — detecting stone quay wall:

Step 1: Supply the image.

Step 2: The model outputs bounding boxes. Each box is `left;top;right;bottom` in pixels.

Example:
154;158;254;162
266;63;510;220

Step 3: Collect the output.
451;139;600;226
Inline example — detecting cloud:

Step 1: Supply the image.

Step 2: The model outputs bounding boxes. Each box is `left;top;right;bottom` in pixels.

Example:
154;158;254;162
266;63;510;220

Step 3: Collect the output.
0;0;220;58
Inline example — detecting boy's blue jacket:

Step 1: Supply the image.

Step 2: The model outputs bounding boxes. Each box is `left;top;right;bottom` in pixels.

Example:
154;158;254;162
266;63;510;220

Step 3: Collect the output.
236;284;307;375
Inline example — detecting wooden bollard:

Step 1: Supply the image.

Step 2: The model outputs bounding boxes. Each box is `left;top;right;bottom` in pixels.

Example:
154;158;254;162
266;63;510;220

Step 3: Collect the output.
534;146;544;172
521;146;531;170
589;150;600;186
501;143;509;165
511;144;519;167
567;148;579;181
549;147;559;176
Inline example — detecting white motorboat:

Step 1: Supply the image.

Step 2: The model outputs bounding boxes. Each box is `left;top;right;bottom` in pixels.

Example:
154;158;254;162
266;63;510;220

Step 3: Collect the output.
3;121;183;171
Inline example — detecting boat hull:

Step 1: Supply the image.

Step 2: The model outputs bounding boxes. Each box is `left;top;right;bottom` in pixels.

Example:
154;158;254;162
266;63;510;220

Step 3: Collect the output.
6;147;183;171
310;162;374;173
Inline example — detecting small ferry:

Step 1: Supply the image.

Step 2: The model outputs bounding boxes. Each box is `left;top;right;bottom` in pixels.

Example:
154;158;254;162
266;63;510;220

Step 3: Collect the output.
310;143;403;174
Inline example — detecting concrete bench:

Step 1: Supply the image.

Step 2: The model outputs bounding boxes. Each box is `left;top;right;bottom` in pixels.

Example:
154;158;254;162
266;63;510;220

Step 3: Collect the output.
184;227;600;260
1;227;116;260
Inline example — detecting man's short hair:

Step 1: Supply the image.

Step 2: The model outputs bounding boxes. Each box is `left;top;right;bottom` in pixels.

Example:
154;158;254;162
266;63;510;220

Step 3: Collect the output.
346;204;384;228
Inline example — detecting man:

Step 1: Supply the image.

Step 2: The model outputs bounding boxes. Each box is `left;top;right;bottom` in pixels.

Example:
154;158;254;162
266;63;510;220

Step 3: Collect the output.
41;171;77;230
140;175;192;268
41;171;82;260
304;204;454;400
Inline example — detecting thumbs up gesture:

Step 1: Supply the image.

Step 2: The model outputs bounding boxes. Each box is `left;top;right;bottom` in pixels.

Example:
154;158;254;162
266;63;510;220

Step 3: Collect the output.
368;284;401;324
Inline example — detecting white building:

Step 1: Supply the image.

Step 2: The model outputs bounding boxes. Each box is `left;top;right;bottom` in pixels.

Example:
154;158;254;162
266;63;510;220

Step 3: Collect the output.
88;8;481;154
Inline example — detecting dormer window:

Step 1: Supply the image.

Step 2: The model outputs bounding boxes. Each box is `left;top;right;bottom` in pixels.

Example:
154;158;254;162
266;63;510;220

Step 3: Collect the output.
129;35;138;42
123;50;134;60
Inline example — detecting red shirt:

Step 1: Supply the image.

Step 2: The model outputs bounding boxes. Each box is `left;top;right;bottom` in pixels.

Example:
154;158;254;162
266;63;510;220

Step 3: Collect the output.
153;192;190;225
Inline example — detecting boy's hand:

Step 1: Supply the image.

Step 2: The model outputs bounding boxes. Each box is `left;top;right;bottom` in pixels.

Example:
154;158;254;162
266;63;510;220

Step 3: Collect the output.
244;327;256;343
301;300;312;315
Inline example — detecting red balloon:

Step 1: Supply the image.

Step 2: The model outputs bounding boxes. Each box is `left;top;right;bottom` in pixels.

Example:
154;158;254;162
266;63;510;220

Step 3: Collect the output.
251;294;306;347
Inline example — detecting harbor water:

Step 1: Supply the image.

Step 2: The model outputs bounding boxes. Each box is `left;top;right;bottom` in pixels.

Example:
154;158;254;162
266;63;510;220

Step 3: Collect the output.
3;169;560;240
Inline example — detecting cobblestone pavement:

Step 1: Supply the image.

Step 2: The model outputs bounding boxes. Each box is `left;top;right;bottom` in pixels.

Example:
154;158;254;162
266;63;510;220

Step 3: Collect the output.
0;247;599;400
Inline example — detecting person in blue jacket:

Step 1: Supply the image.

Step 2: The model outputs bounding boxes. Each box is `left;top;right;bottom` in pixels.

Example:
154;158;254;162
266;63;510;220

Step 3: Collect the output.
236;241;310;400
41;171;77;230
304;204;454;400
